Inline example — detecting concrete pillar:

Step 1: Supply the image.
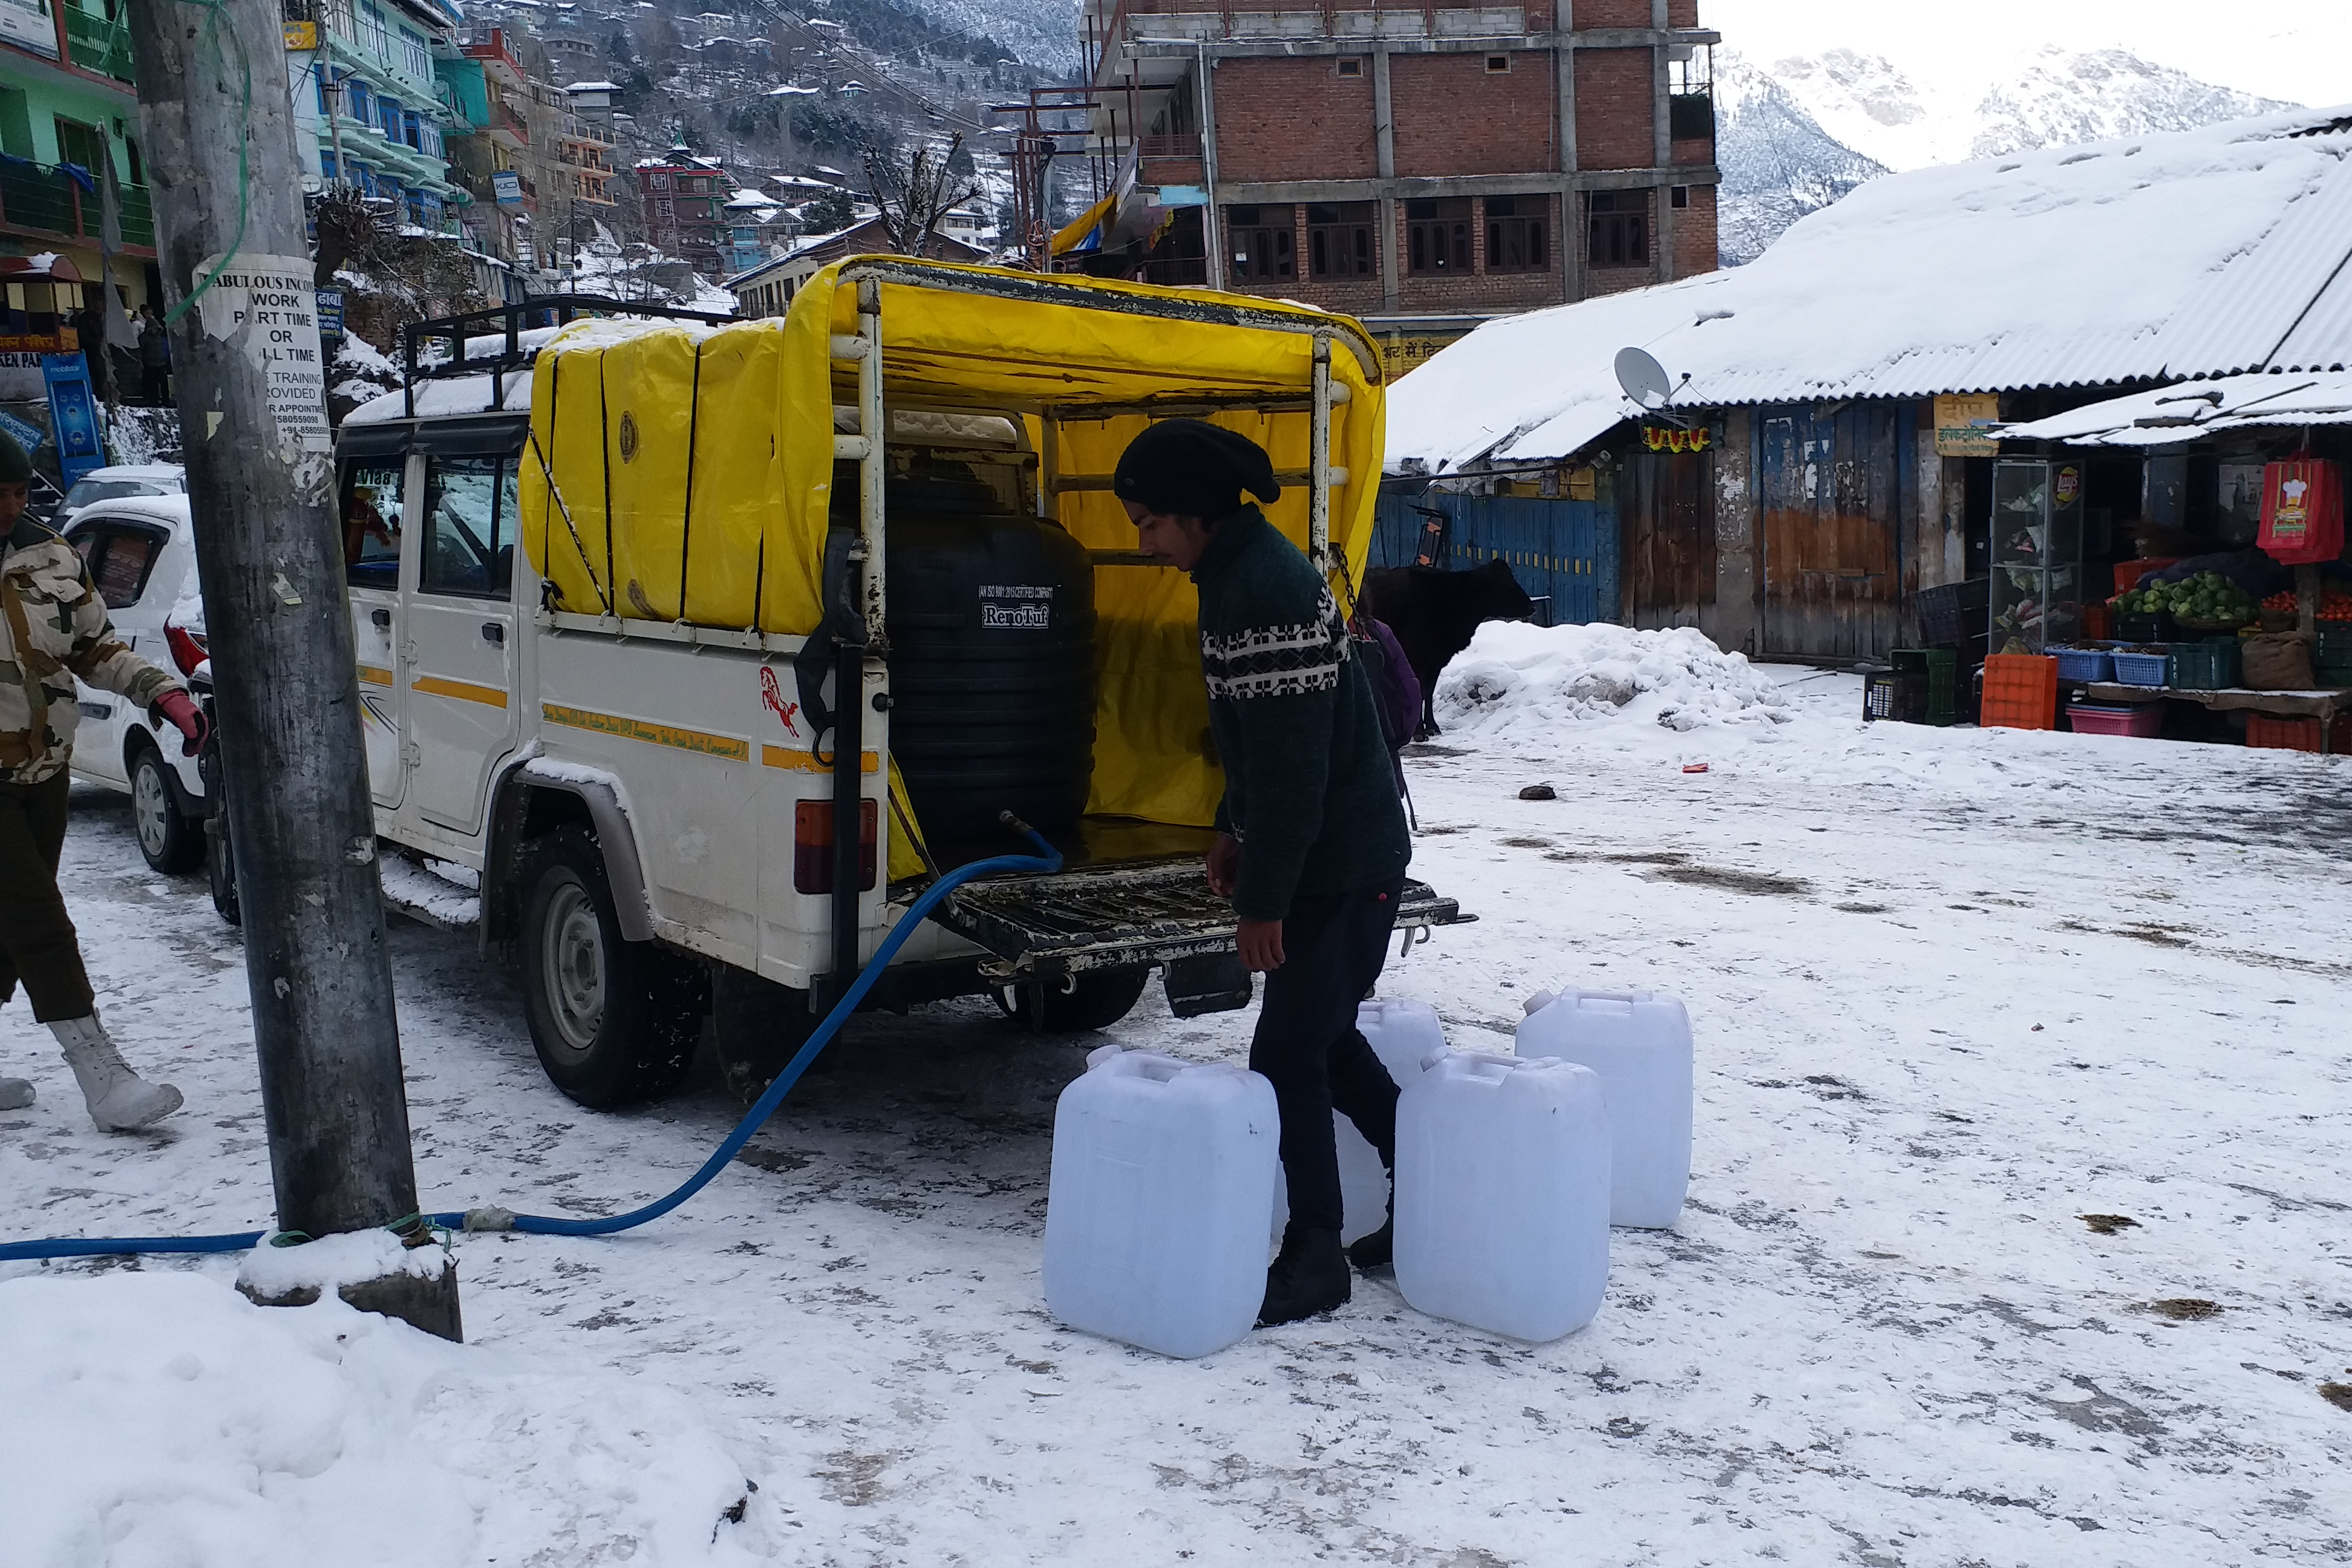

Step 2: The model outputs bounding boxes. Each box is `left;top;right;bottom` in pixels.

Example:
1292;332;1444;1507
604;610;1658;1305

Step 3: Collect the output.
1374;45;1399;312
1713;408;1759;654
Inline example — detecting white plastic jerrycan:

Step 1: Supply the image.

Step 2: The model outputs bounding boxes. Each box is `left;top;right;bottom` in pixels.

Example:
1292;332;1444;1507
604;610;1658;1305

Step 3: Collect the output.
1045;1044;1280;1359
1394;1050;1610;1342
1333;999;1449;1243
1517;988;1693;1229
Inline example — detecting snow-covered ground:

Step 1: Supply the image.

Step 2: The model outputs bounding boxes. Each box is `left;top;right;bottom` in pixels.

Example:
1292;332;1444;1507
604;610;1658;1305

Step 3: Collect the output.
4;660;2349;1565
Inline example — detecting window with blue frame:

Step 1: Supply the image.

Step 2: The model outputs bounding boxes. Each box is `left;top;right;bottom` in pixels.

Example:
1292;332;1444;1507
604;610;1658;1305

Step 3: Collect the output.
379;97;402;140
321;150;338;181
315;68;329;117
348;81;371;125
402;110;421;150
421;123;442;158
406;191;425;227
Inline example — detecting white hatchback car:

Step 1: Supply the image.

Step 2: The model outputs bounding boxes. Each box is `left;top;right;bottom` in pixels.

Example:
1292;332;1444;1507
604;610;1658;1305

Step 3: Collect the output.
62;495;210;873
50;462;186;534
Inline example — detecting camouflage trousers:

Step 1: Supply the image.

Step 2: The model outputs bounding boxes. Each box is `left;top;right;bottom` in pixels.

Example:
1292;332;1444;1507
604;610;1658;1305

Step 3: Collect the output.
0;770;93;1023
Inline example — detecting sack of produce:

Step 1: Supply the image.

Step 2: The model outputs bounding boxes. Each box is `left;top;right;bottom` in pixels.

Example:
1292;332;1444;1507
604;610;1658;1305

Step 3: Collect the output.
2239;632;2316;691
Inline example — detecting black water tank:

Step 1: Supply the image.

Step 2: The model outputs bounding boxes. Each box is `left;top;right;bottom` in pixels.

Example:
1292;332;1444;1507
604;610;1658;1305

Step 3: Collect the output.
885;489;1097;850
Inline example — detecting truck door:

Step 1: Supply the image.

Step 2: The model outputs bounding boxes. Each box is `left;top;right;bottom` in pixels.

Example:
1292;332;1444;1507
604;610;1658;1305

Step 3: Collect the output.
340;439;411;811
399;445;521;837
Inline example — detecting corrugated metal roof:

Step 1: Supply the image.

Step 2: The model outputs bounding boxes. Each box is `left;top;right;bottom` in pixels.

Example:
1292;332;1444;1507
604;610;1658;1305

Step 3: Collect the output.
1388;105;2352;472
1994;370;2352;446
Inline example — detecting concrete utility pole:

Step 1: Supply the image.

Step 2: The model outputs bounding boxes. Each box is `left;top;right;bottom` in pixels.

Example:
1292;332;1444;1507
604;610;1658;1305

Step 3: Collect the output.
125;0;459;1340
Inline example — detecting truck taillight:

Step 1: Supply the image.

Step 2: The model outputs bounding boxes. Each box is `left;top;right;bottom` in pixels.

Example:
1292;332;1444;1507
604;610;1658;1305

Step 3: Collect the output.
165;624;209;679
793;799;877;895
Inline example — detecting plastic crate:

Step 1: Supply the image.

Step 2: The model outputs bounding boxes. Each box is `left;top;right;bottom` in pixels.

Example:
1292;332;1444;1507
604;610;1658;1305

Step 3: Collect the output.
2081;602;2113;642
2113;611;2171;644
1889;648;1957;726
1916;579;1991;648
2317;621;2352;661
2114;558;2181;594
2110;648;2171;686
2169;640;2243;691
2246;713;2352;752
1863;668;1926;723
2068;703;2163;738
2318;661;2352;690
2050;645;2114;683
1980;653;2059;730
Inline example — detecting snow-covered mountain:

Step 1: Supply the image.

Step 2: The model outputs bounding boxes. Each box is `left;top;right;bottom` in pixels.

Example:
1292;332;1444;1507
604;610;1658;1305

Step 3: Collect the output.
1714;44;2300;266
1749;44;2294;174
1713;54;1887;267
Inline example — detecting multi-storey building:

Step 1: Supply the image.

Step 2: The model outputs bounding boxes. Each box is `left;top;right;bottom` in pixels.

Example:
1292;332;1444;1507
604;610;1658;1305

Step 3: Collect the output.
284;0;466;229
0;0;160;409
1075;0;1719;364
635;149;733;278
437;29;538;267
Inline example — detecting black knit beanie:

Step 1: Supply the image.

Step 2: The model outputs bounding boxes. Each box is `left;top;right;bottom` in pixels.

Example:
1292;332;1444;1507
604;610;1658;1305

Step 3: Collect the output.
1112;419;1280;521
0;430;29;485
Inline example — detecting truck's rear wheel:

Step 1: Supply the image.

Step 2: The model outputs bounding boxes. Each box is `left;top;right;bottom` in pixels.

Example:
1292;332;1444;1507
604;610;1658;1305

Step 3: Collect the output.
995;965;1152;1033
518;828;700;1108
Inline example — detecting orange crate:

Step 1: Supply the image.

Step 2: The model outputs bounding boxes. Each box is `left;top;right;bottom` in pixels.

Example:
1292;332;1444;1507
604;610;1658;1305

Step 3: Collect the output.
2114;558;2181;593
1981;653;2059;730
2081;602;2112;641
2245;713;2352;753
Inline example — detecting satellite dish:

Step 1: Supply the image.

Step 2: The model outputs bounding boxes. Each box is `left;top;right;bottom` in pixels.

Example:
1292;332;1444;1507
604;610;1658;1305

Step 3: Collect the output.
1615;346;1674;410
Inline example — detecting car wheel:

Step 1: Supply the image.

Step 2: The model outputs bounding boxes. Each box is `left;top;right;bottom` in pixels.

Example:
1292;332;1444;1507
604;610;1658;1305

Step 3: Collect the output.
129;744;203;875
517;827;702;1108
995;965;1152;1034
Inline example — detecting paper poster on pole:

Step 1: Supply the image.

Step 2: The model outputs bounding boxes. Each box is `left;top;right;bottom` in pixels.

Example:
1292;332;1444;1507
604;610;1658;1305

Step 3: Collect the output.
194;252;333;453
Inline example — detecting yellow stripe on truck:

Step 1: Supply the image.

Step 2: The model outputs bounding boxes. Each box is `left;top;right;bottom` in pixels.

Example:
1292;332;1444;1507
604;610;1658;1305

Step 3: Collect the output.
542;702;750;761
411;675;509;708
358;664;394;687
760;744;880;773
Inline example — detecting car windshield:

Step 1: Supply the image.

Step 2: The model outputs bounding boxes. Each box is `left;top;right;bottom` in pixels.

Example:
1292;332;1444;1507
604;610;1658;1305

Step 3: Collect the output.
60;479;171;512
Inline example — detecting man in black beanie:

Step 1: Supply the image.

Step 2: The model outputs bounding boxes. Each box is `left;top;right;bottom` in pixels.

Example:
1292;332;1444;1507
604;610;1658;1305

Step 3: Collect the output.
1115;418;1413;1327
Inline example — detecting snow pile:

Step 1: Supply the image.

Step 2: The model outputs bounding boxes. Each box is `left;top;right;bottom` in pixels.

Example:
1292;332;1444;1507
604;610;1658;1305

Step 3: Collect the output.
1435;621;1791;738
0;1273;770;1567
234;1226;445;1301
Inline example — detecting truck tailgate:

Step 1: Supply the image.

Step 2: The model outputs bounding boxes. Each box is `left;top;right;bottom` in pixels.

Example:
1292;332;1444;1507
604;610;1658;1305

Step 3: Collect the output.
931;858;1465;978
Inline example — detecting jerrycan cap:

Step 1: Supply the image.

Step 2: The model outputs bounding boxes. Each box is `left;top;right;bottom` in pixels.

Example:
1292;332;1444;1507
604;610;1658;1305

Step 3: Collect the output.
1521;989;1559;1016
1084;1041;1125;1071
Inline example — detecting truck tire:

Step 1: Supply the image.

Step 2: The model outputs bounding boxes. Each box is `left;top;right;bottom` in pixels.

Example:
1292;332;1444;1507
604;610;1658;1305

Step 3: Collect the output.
996;965;1152;1034
517;827;701;1108
129;743;203;875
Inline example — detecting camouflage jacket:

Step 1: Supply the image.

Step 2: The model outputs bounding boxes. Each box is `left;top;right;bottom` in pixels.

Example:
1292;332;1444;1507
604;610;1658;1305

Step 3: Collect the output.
1;518;183;786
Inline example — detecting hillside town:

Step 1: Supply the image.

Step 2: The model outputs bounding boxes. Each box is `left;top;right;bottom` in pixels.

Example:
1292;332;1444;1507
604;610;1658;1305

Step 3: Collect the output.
0;0;2347;1563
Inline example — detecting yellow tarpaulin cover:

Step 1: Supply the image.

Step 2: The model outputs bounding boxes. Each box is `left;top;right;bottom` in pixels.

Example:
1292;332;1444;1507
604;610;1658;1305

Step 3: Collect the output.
518;257;1387;832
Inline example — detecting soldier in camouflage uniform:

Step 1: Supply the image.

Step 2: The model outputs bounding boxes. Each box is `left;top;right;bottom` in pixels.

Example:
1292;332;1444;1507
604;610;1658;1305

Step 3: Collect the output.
0;430;204;1129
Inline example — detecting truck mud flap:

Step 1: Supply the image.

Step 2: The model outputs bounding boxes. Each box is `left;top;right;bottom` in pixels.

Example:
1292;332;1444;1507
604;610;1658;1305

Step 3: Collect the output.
929;858;1465;982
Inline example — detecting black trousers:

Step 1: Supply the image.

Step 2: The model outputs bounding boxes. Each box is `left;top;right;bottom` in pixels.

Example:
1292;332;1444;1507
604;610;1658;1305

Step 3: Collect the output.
0;771;94;1022
1249;878;1406;1235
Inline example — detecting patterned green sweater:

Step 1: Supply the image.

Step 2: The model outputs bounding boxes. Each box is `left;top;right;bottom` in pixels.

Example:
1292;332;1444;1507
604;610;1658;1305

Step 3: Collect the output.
1192;506;1410;921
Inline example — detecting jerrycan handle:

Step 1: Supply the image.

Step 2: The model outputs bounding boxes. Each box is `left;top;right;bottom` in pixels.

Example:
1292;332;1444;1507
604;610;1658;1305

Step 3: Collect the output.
1575;990;1645;1007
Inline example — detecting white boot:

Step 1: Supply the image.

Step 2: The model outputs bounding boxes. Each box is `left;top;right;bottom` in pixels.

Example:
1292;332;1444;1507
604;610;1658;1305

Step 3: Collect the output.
0;1076;30;1111
50;1014;183;1131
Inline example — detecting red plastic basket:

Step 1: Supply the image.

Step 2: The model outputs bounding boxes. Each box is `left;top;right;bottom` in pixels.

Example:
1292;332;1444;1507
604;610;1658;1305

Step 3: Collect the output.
2114;558;2181;594
1981;653;2059;730
2245;713;2352;753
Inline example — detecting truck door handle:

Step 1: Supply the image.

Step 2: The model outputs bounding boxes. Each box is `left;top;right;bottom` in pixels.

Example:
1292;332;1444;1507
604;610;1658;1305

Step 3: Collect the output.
482;621;505;645
371;609;391;628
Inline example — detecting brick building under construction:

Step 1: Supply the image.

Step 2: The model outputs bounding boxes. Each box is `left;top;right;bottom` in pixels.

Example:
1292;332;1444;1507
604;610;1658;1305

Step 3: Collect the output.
1074;0;1720;367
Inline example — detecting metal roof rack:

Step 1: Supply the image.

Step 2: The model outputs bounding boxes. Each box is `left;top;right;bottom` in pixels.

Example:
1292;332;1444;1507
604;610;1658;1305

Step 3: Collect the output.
399;295;736;417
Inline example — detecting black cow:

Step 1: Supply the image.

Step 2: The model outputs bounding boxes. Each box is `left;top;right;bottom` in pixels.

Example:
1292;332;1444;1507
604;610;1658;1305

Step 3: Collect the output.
1358;560;1535;736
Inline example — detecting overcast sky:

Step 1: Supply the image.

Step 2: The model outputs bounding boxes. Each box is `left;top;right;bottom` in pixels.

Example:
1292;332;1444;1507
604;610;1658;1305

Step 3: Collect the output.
1704;0;2352;110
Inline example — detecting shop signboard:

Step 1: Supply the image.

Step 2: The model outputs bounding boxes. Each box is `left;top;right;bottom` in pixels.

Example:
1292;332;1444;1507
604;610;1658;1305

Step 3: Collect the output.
0;408;45;453
0;350;49;402
1934;393;2002;457
315;287;345;341
1381;332;1466;378
492;171;523;205
283;19;318;48
0;0;61;59
41;354;104;485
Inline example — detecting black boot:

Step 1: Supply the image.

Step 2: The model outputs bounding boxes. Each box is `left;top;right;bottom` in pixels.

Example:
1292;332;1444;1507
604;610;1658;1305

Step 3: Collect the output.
1258;1224;1351;1327
1346;1220;1393;1271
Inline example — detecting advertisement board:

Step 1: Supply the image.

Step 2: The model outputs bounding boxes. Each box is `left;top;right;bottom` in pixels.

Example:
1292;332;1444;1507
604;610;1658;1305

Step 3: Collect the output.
0;0;60;59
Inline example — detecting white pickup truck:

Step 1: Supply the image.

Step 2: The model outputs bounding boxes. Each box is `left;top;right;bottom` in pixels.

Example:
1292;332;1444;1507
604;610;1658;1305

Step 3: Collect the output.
266;266;1460;1109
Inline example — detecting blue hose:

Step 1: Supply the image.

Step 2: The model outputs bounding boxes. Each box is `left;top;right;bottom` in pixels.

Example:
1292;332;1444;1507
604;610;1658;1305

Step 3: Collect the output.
0;828;1063;1264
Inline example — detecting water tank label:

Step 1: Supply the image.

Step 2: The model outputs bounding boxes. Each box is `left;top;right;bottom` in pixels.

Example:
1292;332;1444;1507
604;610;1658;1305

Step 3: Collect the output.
980;584;1053;629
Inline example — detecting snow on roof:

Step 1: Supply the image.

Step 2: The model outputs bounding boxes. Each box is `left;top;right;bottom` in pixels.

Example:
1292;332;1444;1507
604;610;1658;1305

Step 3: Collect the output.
1388;104;2352;473
766;83;819;96
1996;370;2352;448
726;187;773;207
345;371;535;422
565;79;618;91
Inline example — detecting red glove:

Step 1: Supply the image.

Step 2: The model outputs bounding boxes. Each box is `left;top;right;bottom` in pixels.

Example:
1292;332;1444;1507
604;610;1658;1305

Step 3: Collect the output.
155;690;207;757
